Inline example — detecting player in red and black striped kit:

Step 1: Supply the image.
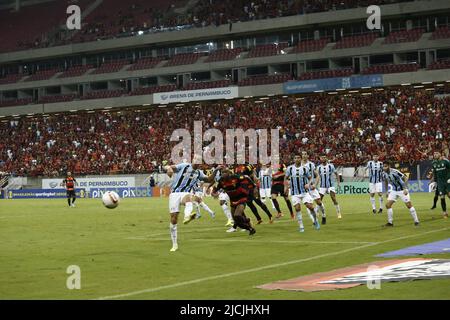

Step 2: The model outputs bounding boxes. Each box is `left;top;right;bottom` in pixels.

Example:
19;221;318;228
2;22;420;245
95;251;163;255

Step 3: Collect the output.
61;172;78;207
212;168;256;235
271;164;294;218
234;163;273;224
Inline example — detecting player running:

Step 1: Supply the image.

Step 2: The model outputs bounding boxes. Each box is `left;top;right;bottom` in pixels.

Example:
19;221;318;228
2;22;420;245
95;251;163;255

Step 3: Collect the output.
163;157;217;252
301;151;326;224
317;155;342;219
382;162;420;227
271;164;294;219
212;168;256;235
431;151;450;218
61;172;78;207
366;155;384;214
235;163;273;224
285;155;320;232
212;168;234;229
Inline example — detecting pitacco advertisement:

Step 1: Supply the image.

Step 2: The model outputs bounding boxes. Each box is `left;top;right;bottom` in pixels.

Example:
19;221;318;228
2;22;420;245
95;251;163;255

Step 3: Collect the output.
336;180;430;194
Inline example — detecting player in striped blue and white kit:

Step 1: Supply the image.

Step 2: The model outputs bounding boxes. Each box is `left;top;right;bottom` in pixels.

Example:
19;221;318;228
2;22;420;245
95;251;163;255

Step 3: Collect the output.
366;155;384;214
382;162;419;227
301;151;327;224
285;155;320;233
317;155;342;219
258;164;275;210
164;158;217;252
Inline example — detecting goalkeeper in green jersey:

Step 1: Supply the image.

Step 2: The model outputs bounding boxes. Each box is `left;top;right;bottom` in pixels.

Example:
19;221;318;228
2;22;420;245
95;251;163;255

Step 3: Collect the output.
431;151;450;219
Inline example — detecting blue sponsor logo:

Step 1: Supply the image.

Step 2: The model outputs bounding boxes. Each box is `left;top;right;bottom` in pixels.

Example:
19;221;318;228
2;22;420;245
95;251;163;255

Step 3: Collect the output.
284;74;383;94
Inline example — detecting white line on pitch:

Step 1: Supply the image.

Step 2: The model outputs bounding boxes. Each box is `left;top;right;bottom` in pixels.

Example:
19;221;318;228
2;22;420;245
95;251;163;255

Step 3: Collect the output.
126;219;295;239
96;227;449;300
127;237;375;245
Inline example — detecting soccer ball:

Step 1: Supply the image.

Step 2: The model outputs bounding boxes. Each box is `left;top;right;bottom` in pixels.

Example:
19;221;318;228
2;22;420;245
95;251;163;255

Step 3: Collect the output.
102;191;120;209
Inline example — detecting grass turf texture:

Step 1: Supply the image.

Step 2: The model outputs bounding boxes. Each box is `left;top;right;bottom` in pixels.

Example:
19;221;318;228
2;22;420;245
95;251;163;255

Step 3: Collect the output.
0;193;449;300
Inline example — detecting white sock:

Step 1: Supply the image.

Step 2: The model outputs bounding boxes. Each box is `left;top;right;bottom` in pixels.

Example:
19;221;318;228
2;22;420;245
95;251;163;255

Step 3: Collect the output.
221;203;232;221
409;207;419;223
309;208;317;223
370;197;376;210
170;223;177;247
194;202;201;217
319;204;326;217
335;204;341;214
313;207;319;221
387;208;393;223
308;210;315;223
296;211;304;229
200;202;214;215
270;199;276;210
184;202;193;220
379;196;383;209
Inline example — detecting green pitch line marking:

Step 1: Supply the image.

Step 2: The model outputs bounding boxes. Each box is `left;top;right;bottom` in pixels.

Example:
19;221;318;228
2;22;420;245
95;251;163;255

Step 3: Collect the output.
96;227;449;300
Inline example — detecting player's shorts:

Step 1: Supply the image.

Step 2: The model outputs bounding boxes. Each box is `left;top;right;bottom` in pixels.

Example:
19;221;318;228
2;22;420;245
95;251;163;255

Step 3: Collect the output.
369;182;383;194
218;192;230;203
169;192;191;213
193;191;204;198
309;188;321;200
66;190;76;198
387;190;411;203
319;187;336;195
291;193;314;206
429;182;437;192
436;182;449;196
271;184;285;196
259;188;271;198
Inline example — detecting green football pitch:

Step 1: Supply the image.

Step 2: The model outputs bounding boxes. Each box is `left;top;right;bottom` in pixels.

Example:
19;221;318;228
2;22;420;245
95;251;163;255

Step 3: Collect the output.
1;194;449;300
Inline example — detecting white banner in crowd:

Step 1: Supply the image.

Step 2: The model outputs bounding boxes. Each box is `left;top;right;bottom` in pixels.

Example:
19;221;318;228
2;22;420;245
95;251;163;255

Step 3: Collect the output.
42;177;136;191
153;86;238;104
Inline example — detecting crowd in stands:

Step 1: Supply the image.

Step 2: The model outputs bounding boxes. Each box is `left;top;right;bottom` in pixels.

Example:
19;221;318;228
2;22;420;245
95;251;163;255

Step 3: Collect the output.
0;88;448;176
0;0;415;52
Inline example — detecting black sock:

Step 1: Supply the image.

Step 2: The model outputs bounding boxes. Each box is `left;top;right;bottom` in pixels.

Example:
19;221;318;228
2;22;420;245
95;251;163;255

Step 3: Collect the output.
433;195;438;207
285;199;294;215
272;198;281;213
254;198;272;218
72;197;76;204
247;201;262;221
234;215;252;230
67;198;71;206
441;198;447;212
